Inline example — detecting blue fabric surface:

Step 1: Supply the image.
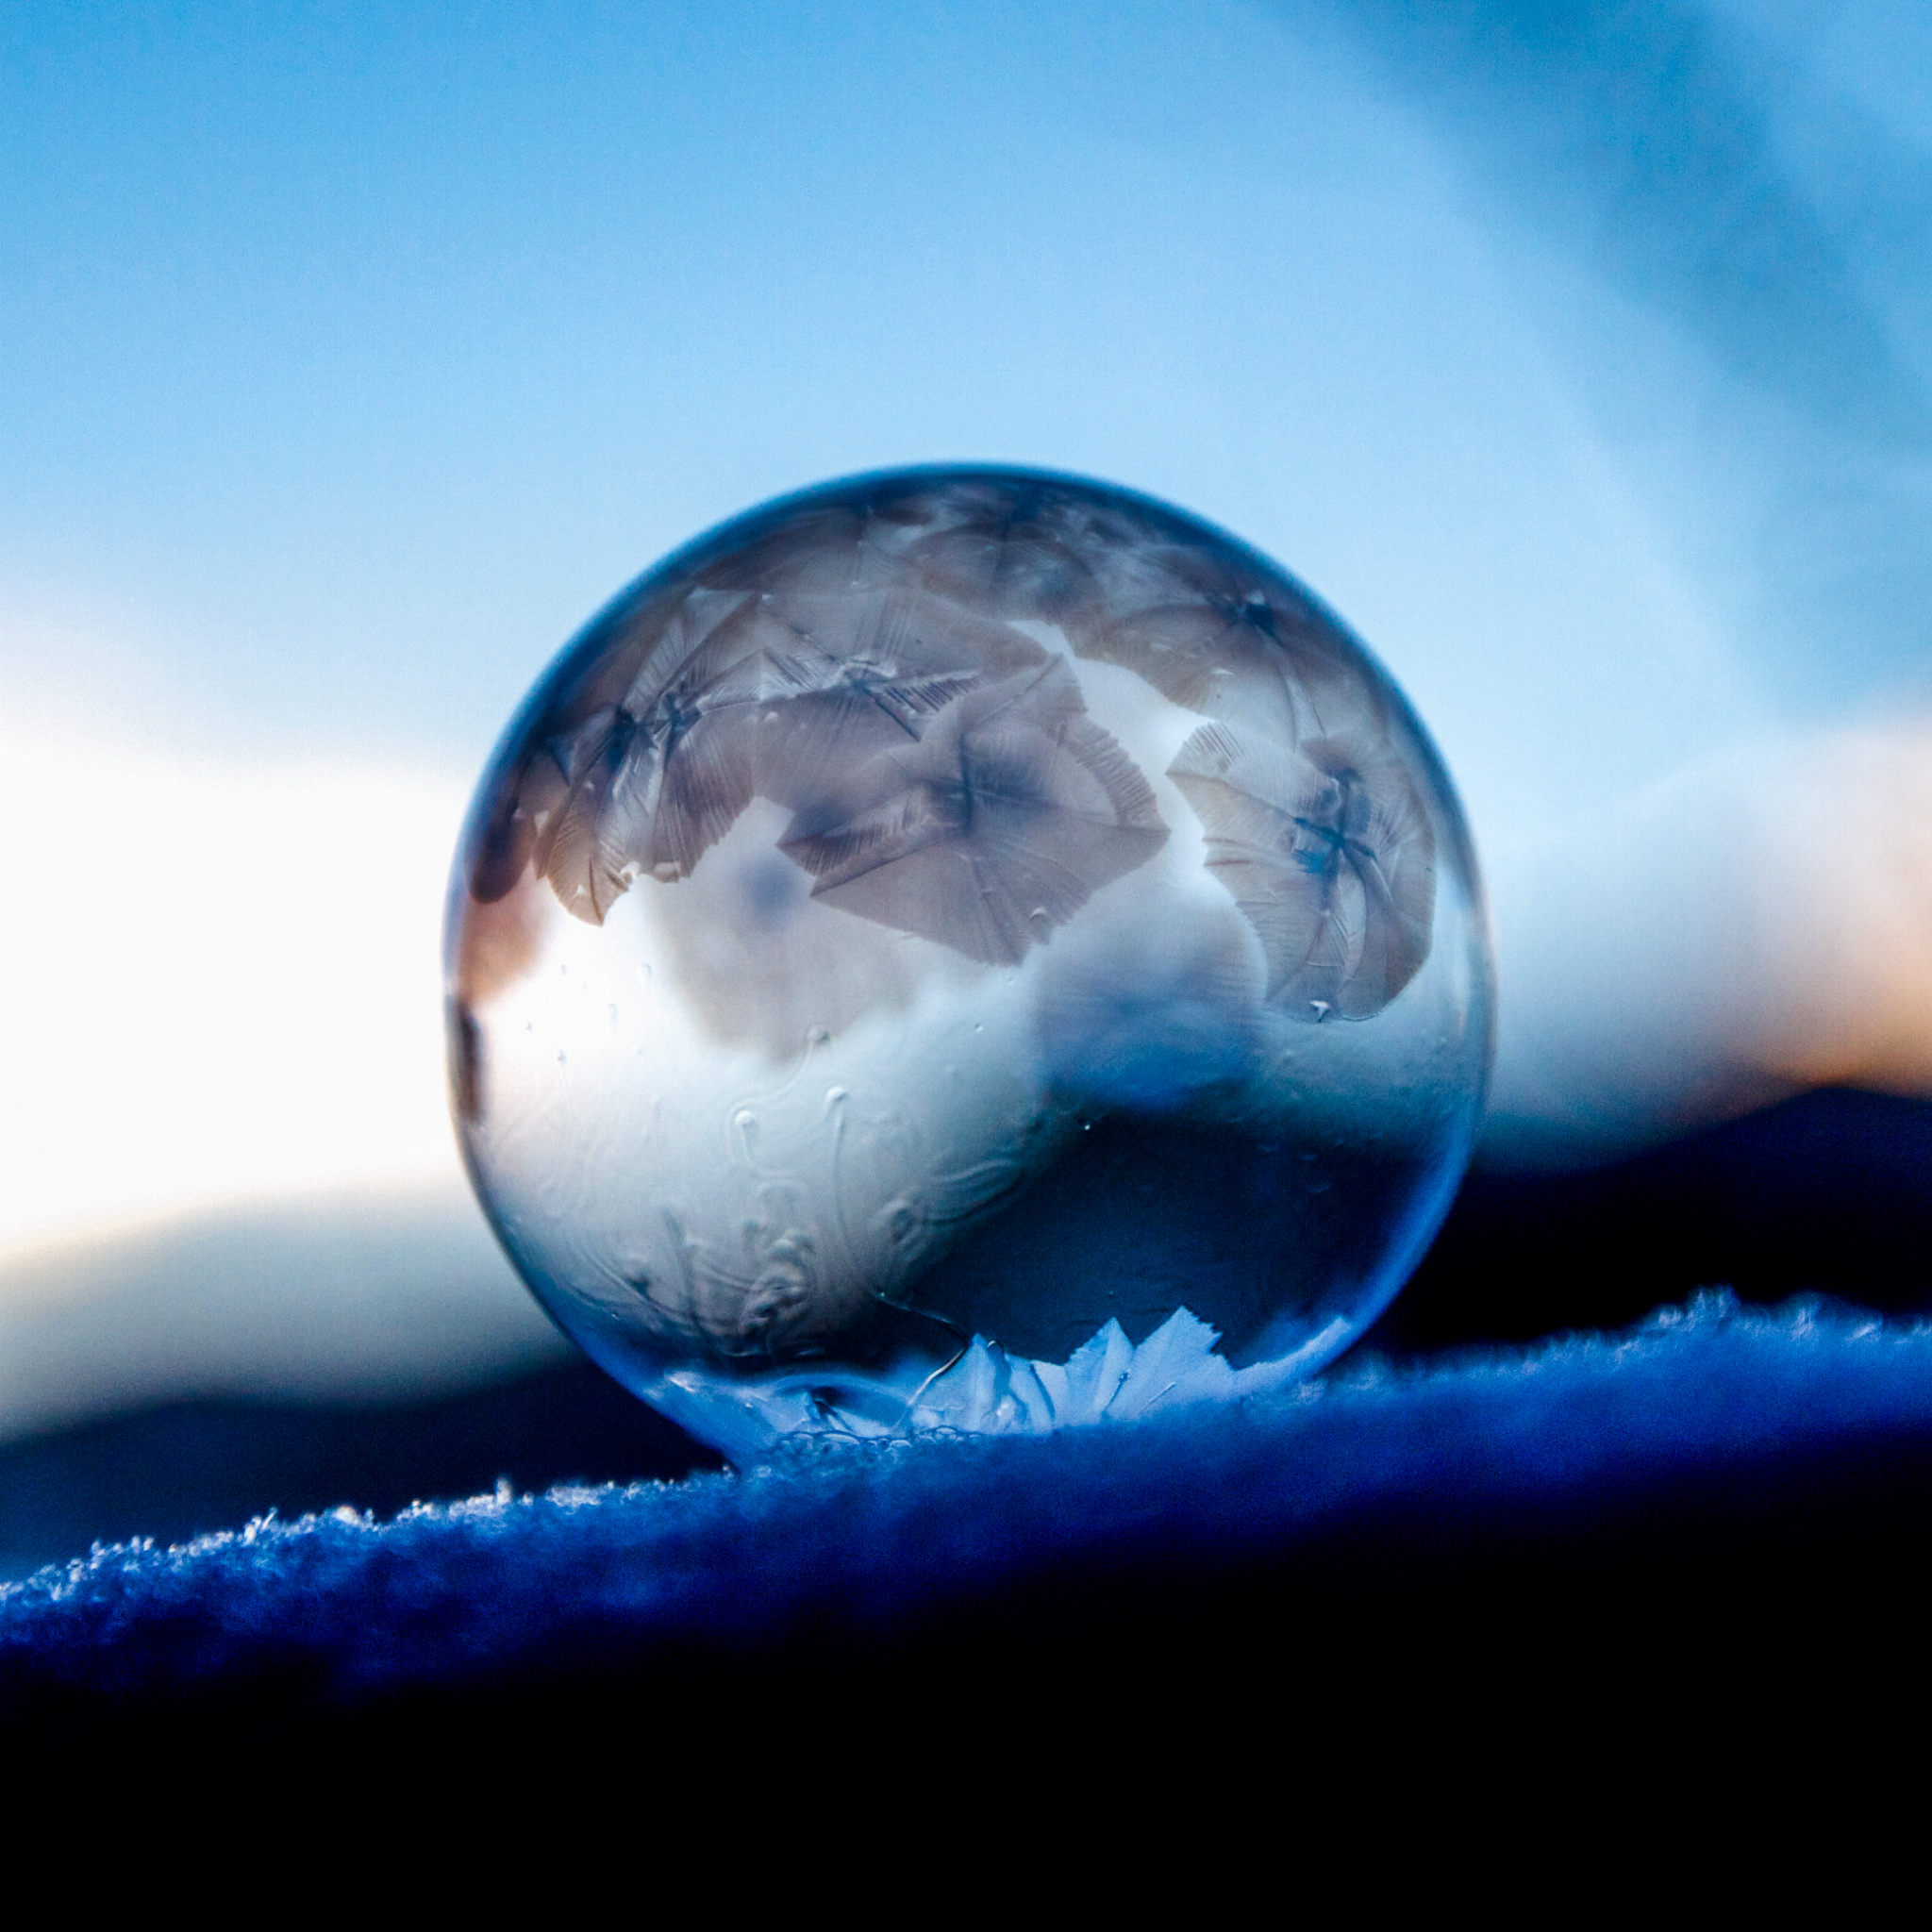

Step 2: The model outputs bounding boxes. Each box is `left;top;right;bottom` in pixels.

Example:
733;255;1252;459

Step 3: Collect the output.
5;1292;1929;1711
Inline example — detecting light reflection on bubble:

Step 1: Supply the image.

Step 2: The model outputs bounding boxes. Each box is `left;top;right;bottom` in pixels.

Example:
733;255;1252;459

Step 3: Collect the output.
445;468;1493;1460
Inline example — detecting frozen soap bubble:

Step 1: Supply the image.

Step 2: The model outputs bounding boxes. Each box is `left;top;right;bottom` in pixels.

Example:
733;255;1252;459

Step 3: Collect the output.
445;469;1493;1460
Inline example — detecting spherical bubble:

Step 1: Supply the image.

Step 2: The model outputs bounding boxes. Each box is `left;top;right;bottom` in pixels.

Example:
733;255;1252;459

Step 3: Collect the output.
444;469;1493;1460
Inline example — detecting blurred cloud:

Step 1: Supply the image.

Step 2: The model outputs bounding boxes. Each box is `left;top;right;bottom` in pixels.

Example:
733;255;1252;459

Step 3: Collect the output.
0;1182;563;1441
0;704;458;1251
1296;0;1932;706
1487;716;1932;1166
1300;0;1932;445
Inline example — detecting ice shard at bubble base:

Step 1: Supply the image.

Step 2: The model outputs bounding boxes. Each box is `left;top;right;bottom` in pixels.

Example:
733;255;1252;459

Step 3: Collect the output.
445;467;1494;1459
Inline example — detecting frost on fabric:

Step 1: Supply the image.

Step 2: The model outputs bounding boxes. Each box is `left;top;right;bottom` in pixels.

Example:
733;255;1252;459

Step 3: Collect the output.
6;1294;1931;1708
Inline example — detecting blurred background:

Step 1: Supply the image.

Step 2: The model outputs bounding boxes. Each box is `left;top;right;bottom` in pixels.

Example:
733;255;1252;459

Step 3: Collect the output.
6;0;1932;1576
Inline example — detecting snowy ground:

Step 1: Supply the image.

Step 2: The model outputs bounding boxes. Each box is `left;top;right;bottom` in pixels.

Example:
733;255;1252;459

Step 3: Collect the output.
8;1292;1928;1717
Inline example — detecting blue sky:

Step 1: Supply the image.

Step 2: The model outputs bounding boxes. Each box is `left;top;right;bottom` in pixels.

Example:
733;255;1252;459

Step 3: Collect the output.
6;0;1842;821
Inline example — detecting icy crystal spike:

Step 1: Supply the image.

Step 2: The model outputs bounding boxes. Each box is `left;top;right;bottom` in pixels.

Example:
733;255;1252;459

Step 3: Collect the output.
446;468;1494;1458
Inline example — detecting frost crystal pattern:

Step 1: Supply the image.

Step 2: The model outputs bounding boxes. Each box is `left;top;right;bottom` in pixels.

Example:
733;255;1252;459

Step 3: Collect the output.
446;468;1493;1460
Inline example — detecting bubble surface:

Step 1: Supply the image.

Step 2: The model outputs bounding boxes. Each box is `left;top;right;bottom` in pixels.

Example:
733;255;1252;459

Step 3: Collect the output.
445;469;1493;1459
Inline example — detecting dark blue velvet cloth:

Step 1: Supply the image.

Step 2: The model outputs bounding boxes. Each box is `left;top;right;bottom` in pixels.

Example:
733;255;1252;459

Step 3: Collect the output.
7;1291;1929;1725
